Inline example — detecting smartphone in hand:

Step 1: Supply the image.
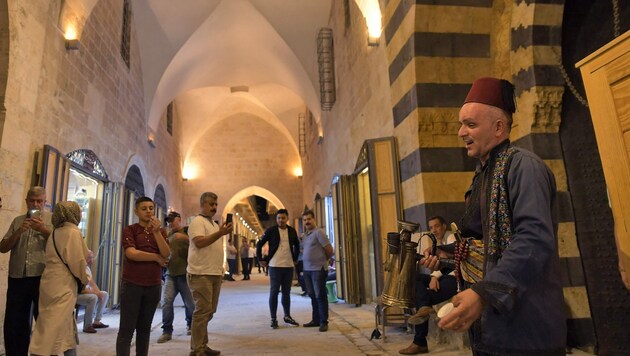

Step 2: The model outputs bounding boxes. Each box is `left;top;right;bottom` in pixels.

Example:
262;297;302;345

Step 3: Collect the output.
226;213;233;224
28;209;41;219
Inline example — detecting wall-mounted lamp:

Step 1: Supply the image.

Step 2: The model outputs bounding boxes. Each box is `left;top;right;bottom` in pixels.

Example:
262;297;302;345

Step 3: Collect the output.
182;177;189;182
366;20;381;47
317;135;324;144
356;0;382;47
63;23;80;51
65;39;80;50
147;133;157;148
293;167;303;179
182;164;197;181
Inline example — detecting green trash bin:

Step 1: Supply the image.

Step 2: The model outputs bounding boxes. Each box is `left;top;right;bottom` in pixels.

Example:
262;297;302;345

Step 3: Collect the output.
326;280;338;303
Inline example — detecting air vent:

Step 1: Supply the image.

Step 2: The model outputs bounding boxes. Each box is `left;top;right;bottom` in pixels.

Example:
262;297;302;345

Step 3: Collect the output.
230;86;249;93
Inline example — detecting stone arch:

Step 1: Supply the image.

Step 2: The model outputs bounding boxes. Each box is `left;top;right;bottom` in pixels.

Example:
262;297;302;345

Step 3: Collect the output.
124;165;144;198
151;175;170;208
65;148;109;181
122;154;148;184
181;96;301;167
122;154;148;197
153;184;166;212
222;186;284;220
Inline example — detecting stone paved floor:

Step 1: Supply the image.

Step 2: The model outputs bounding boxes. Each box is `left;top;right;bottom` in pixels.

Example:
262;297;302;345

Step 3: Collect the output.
73;272;593;355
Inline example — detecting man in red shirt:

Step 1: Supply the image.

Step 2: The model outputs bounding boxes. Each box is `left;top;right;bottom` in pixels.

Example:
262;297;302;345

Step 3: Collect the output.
116;197;170;356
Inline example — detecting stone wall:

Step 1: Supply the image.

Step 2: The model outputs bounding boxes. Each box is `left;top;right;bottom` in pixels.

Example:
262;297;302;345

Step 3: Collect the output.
0;0;184;346
181;113;302;221
301;0;395;205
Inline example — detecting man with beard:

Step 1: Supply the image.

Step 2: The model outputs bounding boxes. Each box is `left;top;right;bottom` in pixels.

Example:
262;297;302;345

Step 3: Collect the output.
256;209;300;329
187;192;233;356
300;210;333;332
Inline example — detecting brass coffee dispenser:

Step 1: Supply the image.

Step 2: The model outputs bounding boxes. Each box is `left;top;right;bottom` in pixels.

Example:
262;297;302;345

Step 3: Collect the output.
381;220;420;308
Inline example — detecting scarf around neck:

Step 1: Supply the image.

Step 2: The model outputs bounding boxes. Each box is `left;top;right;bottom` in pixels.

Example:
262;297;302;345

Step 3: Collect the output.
486;142;517;262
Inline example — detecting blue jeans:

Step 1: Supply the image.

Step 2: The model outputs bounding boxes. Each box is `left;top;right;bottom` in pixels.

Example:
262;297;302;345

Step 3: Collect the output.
162;274;194;334
296;260;306;292
76;291;109;329
268;266;294;319
227;258;237;278
116;281;161;356
304;268;328;324
240;258;250;278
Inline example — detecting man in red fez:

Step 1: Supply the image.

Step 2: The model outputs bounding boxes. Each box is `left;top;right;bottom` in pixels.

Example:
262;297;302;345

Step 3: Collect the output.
421;78;566;355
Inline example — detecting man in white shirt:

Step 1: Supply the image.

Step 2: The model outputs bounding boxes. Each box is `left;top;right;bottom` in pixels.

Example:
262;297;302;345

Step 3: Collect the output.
400;216;457;355
187;192;233;356
256;209;300;329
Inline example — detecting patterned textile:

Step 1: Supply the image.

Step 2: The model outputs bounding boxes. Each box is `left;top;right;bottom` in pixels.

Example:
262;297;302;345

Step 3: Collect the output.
459;239;484;284
456;144;516;285
486;145;516;261
52;201;81;228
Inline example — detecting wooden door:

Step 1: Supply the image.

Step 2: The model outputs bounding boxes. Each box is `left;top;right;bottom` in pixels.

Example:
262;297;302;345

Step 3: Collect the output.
333;175;364;305
577;30;630;274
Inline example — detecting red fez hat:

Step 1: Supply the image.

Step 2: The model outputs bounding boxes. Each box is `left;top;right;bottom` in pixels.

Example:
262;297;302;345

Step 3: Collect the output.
464;77;516;114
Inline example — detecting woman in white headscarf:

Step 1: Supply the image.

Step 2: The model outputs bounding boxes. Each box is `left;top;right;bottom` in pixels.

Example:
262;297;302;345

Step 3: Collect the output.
30;201;90;356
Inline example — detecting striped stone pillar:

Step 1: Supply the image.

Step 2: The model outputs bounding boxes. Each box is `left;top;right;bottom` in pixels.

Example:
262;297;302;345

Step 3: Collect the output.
510;0;594;350
383;0;495;227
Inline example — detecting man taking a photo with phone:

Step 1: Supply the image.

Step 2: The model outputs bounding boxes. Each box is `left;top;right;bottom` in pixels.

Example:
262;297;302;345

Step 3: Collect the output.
1;186;52;355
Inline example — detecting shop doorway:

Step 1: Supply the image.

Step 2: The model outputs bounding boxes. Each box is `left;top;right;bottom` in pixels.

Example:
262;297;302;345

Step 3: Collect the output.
332;174;362;305
65;149;109;302
65;167;107;249
331;137;402;306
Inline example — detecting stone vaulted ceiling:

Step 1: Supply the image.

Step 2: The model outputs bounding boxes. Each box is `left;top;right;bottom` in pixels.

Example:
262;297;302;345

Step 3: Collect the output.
130;0;332;162
65;0;333;166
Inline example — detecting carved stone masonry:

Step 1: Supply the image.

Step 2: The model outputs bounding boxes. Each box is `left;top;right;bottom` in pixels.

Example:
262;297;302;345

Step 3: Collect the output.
532;86;564;133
